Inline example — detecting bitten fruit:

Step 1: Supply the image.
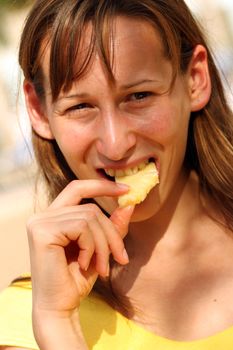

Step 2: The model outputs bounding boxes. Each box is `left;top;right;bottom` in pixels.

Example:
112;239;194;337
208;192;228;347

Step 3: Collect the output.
115;162;159;207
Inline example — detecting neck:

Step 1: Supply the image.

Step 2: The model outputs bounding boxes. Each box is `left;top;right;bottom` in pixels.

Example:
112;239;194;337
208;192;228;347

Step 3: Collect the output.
110;170;205;319
127;170;203;256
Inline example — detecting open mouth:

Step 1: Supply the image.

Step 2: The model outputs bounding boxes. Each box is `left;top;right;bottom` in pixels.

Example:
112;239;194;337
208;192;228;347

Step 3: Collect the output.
98;157;156;181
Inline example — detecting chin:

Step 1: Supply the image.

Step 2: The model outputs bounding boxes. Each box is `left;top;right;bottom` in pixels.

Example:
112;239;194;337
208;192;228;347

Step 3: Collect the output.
131;207;157;222
131;191;160;222
95;188;160;223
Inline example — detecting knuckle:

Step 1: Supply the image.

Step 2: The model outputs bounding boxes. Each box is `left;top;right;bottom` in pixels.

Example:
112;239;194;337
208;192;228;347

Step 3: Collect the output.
86;203;100;214
87;211;97;221
78;218;89;231
67;179;80;191
26;215;54;245
26;214;40;235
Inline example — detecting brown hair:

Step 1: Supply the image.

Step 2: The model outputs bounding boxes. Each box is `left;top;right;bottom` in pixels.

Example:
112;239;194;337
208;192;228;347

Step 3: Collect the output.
19;0;233;315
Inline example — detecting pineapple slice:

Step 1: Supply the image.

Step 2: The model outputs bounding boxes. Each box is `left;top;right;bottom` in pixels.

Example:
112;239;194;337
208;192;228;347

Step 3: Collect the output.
115;162;159;207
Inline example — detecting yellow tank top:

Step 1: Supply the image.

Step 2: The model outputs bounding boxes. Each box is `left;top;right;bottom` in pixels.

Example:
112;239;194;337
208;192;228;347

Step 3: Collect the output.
1;277;233;349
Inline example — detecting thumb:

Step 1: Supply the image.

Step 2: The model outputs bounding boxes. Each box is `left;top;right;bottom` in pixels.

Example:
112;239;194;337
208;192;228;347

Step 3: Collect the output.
110;206;135;238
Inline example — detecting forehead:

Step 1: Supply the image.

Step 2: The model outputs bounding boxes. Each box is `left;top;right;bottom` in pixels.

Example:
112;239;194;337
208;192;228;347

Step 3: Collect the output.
41;16;167;92
110;16;165;70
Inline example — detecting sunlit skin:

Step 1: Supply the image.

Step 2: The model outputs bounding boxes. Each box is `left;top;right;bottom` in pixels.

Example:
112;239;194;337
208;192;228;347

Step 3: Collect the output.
23;16;233;342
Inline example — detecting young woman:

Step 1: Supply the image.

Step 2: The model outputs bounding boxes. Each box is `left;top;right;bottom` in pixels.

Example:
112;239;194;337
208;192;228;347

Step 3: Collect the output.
0;0;233;349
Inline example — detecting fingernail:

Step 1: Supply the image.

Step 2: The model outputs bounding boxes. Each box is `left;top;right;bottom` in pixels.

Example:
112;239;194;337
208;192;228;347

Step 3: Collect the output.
117;205;135;212
116;183;129;190
120;205;135;214
122;248;129;263
125;205;135;210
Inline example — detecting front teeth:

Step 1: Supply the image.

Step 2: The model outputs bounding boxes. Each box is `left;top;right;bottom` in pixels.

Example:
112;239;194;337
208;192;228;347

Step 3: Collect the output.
105;169;115;177
105;160;150;178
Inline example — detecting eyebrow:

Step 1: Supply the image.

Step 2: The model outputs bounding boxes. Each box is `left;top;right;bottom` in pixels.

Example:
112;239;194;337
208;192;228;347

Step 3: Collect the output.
57;92;89;101
120;79;159;89
57;79;159;101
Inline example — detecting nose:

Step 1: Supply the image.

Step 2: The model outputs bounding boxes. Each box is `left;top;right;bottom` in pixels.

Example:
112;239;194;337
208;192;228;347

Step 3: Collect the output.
96;109;136;161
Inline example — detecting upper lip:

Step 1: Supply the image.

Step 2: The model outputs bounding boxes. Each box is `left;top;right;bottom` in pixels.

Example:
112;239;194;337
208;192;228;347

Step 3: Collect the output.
96;156;157;171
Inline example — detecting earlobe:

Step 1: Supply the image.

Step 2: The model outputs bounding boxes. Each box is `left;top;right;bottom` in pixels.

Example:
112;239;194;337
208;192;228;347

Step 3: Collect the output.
23;80;54;140
188;45;211;111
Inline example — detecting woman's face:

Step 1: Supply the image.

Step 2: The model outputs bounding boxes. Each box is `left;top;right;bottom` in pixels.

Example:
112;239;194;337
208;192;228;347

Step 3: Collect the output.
41;16;193;221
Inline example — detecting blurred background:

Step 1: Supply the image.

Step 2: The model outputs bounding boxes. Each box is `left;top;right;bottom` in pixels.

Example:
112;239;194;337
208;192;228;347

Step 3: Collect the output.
0;0;39;291
0;0;233;290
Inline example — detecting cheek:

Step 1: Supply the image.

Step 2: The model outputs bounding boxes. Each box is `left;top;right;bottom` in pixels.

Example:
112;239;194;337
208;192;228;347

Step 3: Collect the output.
133;107;180;144
133;93;191;145
52;123;90;162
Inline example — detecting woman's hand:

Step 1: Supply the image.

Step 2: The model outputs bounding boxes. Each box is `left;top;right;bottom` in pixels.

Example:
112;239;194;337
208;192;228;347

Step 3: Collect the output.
27;179;134;319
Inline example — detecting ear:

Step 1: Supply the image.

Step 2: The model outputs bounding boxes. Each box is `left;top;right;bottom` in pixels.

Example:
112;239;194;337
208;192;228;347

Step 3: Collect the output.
23;80;54;140
188;45;211;111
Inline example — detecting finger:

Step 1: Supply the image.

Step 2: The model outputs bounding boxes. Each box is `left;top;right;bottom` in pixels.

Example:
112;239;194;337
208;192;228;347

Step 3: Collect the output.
110;205;135;239
74;225;95;272
28;218;95;268
87;218;111;277
56;219;98;275
37;205;129;268
95;213;129;265
51;207;111;277
40;206;129;267
61;203;130;266
49;179;129;210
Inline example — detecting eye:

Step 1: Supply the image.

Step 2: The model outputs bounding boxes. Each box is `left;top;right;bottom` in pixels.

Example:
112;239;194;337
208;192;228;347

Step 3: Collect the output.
129;91;152;102
68;103;90;111
64;102;94;118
